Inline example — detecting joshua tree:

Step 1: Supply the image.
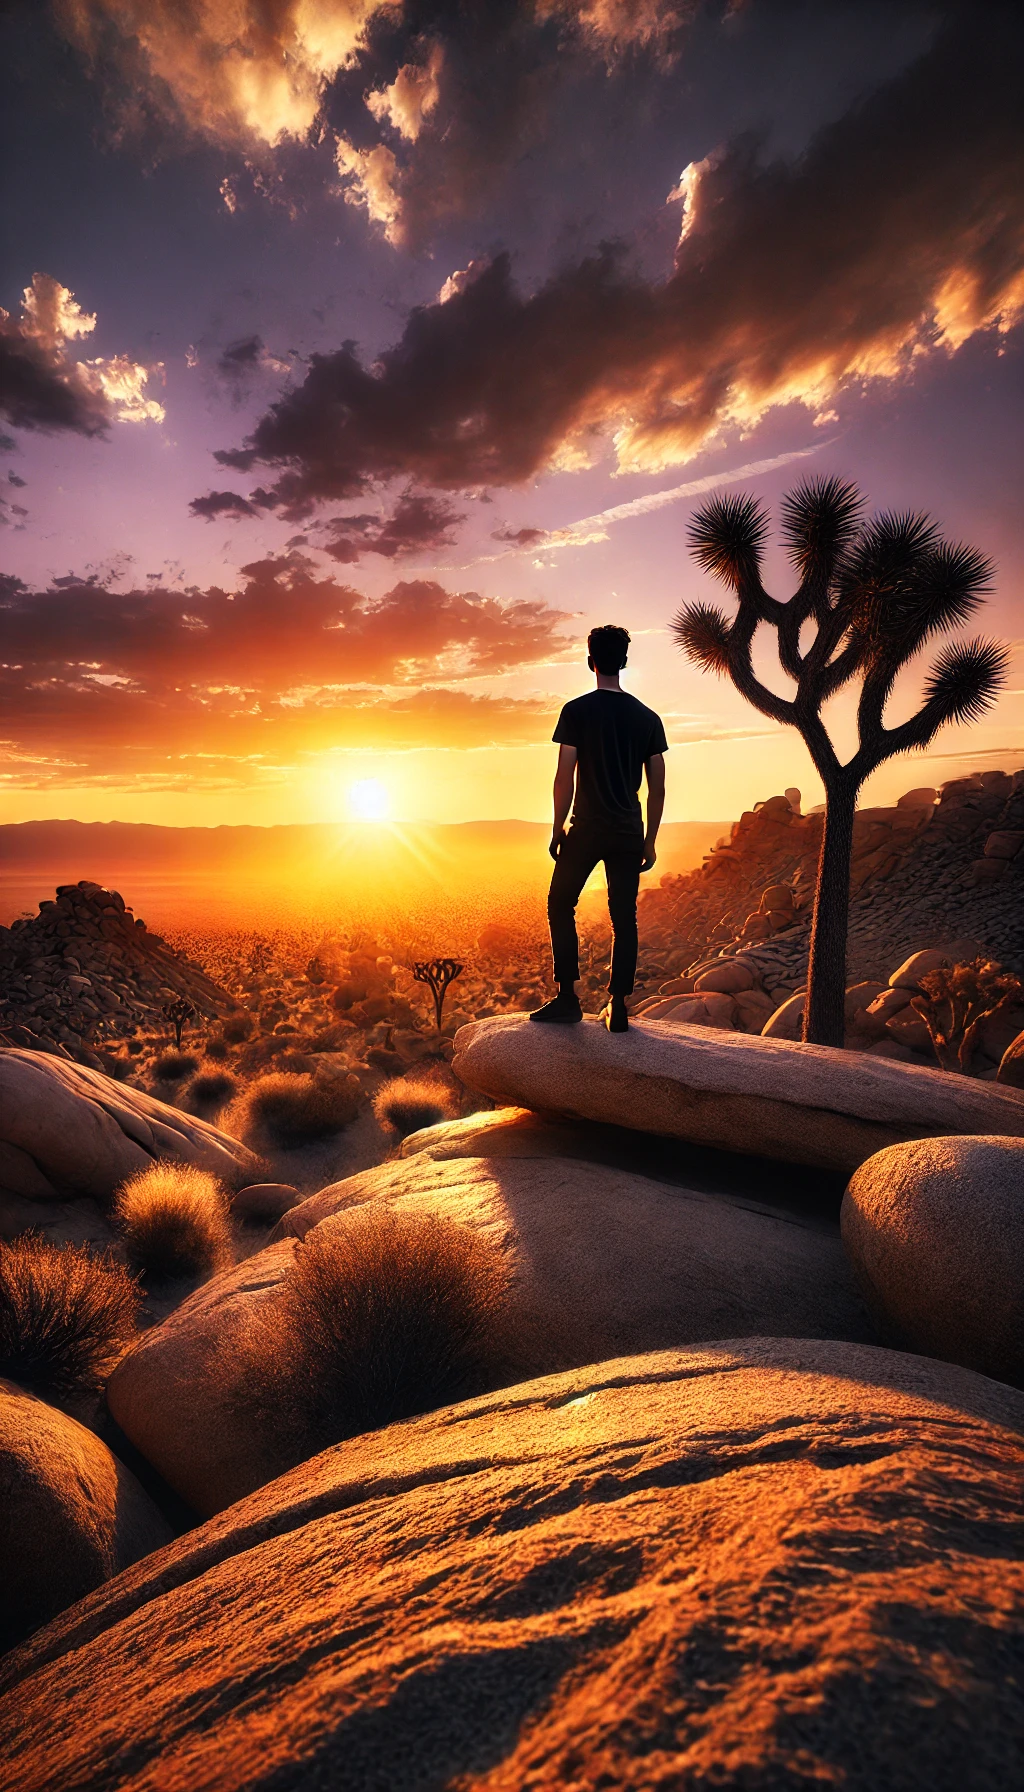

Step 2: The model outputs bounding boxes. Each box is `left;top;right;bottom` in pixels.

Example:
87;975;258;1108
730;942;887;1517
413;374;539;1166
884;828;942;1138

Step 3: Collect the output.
162;997;197;1050
413;959;464;1032
673;478;1006;1046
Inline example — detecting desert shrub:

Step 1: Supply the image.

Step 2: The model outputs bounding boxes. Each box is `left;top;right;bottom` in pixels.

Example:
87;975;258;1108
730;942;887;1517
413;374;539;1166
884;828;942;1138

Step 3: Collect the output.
151;1050;199;1083
186;1068;237;1113
204;1037;230;1061
127;1039;145;1055
373;1077;460;1139
249;1205;512;1464
237;1070;360;1147
114;1164;231;1281
222;1013;254;1044
0;1235;140;1404
912;958;1024;1073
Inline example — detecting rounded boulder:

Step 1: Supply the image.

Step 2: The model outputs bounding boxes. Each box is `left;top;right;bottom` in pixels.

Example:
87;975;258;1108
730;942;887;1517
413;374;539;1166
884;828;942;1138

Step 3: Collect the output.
0;1378;171;1651
1;1342;1022;1790
842;1135;1024;1384
693;960;754;995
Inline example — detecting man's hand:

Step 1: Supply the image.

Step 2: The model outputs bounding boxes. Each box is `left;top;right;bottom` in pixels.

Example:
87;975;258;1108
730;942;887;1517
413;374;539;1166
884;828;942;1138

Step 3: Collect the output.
641;842;657;873
549;827;566;861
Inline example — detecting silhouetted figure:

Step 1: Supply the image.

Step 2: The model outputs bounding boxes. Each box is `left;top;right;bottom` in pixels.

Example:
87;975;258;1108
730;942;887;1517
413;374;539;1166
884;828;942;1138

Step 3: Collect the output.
531;625;667;1033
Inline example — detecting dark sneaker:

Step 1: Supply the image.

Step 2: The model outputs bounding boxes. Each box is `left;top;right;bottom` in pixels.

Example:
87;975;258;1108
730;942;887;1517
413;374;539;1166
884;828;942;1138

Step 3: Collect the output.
603;995;629;1032
530;992;583;1024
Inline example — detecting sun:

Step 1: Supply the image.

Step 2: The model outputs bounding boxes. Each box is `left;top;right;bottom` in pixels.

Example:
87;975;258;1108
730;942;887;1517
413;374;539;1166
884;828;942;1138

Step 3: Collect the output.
349;777;390;821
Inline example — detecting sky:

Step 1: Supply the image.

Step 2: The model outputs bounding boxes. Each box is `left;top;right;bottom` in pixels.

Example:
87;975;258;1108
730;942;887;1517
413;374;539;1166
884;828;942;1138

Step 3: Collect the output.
1;0;1022;830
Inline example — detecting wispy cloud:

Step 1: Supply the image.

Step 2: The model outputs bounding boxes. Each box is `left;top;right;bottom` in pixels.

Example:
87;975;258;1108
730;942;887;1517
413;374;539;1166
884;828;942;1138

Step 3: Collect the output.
462;441;833;567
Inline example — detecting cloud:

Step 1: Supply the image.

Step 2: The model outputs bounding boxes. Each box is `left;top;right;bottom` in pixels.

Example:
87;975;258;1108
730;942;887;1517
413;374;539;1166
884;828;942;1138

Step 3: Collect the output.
0;556;575;787
213;10;1024;499
482;444;830;562
188;490;259;521
0;273;164;436
55;0;385;148
56;4;697;245
318;490;465;562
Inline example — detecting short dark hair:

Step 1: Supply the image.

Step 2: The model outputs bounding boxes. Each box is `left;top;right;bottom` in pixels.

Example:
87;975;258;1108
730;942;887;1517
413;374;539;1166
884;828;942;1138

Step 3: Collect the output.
587;624;631;675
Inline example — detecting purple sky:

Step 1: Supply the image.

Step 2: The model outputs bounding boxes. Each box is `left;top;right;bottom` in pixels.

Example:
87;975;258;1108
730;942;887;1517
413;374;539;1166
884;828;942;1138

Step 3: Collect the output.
1;0;1022;827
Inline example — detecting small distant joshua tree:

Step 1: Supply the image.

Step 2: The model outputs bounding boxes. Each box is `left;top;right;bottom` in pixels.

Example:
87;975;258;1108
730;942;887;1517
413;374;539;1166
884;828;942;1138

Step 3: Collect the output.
162;997;197;1050
247;935;272;976
673;478;1007;1047
413;959;464;1031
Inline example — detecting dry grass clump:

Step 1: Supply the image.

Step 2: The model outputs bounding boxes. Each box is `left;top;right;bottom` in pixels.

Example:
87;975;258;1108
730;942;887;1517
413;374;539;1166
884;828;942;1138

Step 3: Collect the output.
114;1164;232;1281
373;1077;460;1139
249;1205;512;1465
186;1067;237;1114
0;1234;140;1405
222;1013;254;1044
204;1037;231;1061
235;1070;360;1147
151;1050;199;1083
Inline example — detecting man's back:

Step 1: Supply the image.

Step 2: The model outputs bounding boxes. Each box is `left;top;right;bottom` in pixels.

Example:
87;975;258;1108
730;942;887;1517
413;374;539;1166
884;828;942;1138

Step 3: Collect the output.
554;689;668;842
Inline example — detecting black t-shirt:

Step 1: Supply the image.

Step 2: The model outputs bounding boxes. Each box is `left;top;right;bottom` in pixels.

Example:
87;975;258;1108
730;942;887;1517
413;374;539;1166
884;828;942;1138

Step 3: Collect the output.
553;690;668;842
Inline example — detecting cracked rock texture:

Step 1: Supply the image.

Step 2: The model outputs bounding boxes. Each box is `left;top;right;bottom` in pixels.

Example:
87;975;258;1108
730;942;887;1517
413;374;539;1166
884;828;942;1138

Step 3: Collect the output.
2;1339;1022;1791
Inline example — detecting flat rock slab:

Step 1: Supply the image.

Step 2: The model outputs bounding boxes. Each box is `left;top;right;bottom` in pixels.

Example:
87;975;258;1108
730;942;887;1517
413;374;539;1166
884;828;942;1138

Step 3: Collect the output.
3;1340;1022;1790
0;1049;260;1204
452;1014;1024;1174
0;1378;171;1652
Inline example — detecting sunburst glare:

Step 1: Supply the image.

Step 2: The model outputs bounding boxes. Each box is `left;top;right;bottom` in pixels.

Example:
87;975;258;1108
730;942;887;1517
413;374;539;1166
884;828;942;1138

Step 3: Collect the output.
349;778;391;821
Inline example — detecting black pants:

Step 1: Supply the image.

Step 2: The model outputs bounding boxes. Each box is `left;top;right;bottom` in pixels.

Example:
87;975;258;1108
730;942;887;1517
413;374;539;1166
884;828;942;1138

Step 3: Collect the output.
548;827;644;995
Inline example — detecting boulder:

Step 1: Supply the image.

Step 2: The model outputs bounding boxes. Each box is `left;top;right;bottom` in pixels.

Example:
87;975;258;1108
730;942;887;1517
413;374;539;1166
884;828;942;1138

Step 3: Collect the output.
0;1377;171;1651
865;986;913;1022
997;1030;1024;1088
885;1006;935;1056
105;1243;298;1515
759;882;793;911
760;991;805;1039
0;1049;259;1203
896;786;937;807
229;1182;302;1224
842;1136;1024;1385
693;960;753;994
889;949;950;989
984;830;1024;859
2;1340;1023;1791
452;1014;1024;1174
115;1144;867;1517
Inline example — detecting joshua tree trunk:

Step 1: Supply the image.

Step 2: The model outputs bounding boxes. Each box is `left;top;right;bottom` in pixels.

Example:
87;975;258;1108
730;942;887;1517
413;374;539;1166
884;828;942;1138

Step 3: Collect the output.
803;778;857;1047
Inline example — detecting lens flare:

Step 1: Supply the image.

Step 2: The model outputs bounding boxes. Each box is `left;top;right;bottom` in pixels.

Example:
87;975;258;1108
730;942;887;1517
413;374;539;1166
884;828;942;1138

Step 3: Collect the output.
350;778;390;821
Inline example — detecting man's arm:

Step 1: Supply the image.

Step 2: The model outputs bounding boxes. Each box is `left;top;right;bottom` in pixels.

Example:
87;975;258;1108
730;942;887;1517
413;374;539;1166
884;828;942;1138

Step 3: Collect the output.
550;743;577;859
642;752;665;871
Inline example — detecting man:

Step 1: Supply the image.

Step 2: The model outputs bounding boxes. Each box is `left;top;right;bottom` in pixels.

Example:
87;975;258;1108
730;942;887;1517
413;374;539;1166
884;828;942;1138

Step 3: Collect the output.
532;623;667;1033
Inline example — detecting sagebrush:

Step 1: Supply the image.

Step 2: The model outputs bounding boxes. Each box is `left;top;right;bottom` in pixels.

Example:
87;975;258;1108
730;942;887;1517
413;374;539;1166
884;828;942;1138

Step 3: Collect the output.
186;1067;237;1112
114;1163;231;1280
235;1070;360;1147
246;1204;512;1467
373;1077;459;1139
0;1234;139;1404
151;1050;199;1083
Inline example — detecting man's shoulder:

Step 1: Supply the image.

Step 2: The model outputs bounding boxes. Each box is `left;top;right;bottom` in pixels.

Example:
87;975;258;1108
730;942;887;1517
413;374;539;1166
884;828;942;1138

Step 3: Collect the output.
621;692;665;728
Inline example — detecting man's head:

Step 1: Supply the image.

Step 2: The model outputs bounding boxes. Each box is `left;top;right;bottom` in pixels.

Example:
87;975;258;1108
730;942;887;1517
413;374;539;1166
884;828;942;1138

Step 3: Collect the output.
587;624;630;676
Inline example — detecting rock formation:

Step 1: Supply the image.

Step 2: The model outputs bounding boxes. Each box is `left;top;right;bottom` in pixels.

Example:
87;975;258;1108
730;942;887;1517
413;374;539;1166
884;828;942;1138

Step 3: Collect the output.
451;1013;1024;1174
3;1341;1022;1790
842;1135;1024;1385
0;1377;171;1652
0;880;234;1064
635;769;1024;1001
0;1048;260;1204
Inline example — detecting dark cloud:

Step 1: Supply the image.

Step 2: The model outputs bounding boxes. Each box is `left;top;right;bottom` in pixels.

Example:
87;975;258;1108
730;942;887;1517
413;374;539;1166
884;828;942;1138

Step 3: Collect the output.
319;490;464;561
0;272;164;435
189;490;259;521
211;9;1023;499
218;335;264;374
0;553;567;784
7;472;27;487
492;525;549;548
0;553;574;689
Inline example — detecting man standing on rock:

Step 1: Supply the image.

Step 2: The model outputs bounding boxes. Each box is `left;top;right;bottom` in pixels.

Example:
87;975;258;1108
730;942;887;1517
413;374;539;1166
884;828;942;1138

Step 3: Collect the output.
531;624;667;1033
